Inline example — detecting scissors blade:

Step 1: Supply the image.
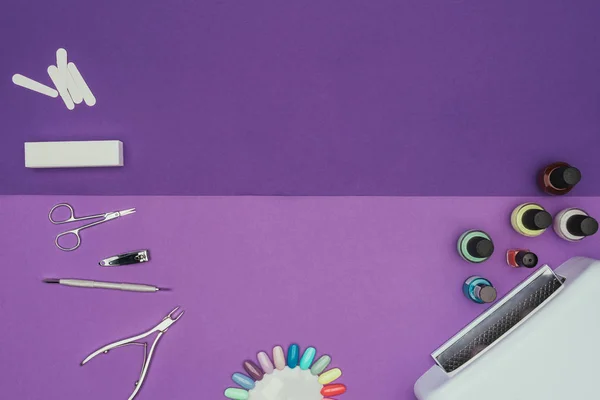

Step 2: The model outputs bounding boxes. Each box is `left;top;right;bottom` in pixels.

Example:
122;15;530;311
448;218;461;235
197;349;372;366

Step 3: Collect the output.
117;208;136;217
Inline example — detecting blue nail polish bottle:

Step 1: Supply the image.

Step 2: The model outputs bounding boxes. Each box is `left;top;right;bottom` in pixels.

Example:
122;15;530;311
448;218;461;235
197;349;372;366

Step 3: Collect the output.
463;276;497;304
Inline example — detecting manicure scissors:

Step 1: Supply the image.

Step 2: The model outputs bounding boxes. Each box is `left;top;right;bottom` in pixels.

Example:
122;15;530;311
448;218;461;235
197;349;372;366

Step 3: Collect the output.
81;307;184;400
49;203;136;251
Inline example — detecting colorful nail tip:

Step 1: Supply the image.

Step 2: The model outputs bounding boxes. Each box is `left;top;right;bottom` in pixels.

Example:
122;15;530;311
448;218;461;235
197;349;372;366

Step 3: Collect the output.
273;345;286;370
310;354;331;375
257;351;275;374
243;360;264;381
287;343;299;368
318;368;342;384
299;346;316;370
224;387;249;400
321;383;347;396
231;373;255;390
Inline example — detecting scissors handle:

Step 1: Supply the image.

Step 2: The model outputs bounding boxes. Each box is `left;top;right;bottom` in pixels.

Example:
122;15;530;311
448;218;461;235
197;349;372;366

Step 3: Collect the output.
49;203;105;224
55;230;82;252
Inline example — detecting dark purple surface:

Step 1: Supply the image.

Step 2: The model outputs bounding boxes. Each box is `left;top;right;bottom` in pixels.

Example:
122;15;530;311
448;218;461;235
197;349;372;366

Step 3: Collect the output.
1;1;600;195
2;195;600;399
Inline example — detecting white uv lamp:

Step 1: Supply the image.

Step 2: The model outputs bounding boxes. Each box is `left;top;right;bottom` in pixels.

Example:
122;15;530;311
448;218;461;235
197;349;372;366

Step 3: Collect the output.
414;257;600;400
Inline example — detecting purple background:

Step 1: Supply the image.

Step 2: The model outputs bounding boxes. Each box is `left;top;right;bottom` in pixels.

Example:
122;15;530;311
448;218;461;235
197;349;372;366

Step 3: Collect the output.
2;1;600;195
2;196;600;399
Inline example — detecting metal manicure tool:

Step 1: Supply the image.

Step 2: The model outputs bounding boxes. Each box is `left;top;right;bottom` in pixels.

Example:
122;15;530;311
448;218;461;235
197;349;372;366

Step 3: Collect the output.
81;307;184;400
49;203;136;251
43;278;165;293
99;250;150;267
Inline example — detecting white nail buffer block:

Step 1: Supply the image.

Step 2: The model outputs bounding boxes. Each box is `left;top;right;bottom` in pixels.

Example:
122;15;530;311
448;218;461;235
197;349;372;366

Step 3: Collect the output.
25;140;124;168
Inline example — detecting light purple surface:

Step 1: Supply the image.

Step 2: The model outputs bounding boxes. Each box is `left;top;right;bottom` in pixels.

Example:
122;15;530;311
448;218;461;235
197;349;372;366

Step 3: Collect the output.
2;1;600;195
2;196;600;399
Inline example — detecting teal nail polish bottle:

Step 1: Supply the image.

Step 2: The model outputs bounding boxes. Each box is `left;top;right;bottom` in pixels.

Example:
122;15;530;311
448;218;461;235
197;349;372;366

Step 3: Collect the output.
457;230;494;263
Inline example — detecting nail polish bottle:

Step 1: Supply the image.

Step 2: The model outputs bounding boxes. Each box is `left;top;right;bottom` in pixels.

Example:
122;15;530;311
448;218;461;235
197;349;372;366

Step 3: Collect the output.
463;276;497;304
510;203;552;237
457;230;494;263
506;249;538;268
554;208;599;242
539;162;581;195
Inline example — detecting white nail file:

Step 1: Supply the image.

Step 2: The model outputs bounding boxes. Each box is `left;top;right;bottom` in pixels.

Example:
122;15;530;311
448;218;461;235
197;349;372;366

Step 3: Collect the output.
47;65;74;110
25;140;124;168
66;70;83;104
56;48;68;85
68;62;96;106
12;74;58;98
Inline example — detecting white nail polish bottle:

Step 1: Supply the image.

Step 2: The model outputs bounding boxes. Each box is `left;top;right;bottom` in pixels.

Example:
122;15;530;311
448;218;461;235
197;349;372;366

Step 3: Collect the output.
554;208;598;242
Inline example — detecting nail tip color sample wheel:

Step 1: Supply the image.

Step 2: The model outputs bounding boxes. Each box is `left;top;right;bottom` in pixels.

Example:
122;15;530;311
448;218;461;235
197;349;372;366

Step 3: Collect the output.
224;343;347;400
